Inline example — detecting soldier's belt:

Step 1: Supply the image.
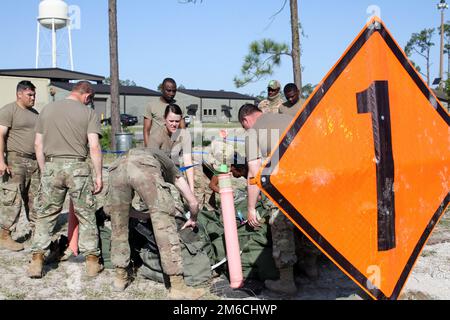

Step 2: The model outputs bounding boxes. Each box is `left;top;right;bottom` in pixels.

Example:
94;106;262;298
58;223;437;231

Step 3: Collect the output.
8;151;37;160
45;156;86;162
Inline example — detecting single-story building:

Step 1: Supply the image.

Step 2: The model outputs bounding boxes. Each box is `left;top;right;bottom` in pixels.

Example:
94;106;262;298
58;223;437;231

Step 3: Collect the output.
0;68;159;123
177;89;256;123
0;68;257;123
0;75;50;112
0;68;104;112
50;81;160;123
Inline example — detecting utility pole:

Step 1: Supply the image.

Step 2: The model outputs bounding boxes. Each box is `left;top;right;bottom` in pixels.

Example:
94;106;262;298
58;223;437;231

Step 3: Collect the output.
438;0;448;89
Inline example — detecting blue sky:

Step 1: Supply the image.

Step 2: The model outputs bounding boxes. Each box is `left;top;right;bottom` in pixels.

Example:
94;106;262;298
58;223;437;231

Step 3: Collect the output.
0;0;447;97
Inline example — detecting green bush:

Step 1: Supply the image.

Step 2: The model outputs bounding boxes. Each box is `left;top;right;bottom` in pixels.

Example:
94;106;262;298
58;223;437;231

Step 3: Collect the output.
100;126;136;151
101;126;112;151
202;140;211;147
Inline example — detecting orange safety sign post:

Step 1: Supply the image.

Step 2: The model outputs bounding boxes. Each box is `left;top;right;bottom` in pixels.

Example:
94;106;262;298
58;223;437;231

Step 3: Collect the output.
256;17;449;300
67;199;79;256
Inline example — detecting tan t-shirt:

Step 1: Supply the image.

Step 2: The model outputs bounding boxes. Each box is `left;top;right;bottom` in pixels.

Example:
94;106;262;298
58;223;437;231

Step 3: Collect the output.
0;102;39;155
245;113;294;162
148;125;192;167
35;99;101;158
279;99;304;117
144;97;177;130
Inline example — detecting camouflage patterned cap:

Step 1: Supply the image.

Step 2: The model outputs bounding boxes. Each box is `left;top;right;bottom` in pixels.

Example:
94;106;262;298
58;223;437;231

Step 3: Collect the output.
268;80;281;90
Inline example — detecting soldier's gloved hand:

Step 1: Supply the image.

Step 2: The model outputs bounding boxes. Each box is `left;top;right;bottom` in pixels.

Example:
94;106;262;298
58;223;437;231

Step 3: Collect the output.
181;218;198;230
0;162;11;177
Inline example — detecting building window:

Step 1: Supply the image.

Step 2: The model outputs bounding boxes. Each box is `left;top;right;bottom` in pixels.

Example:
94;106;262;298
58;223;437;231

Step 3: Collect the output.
213;109;217;116
208;110;212;115
203;109;208;116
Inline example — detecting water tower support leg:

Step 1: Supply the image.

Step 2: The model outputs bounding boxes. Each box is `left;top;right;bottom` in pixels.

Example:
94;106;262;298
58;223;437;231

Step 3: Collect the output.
68;21;74;71
36;22;40;69
52;18;57;68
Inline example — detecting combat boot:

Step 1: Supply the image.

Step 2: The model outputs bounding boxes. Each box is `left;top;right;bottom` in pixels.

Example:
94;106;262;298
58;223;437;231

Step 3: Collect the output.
113;267;130;292
27;253;44;279
265;266;297;295
0;228;24;252
168;275;207;300
85;255;104;277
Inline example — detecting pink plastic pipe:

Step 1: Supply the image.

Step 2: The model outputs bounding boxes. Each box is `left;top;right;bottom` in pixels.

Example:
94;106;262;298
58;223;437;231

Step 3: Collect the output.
67;199;79;256
218;172;244;289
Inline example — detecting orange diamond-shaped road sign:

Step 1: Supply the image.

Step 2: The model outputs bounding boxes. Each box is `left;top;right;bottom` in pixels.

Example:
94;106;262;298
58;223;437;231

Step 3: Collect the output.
256;17;449;300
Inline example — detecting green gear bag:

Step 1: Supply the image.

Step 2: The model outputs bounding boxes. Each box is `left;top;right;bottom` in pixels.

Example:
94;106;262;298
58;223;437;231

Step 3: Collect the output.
197;194;279;281
129;216;212;287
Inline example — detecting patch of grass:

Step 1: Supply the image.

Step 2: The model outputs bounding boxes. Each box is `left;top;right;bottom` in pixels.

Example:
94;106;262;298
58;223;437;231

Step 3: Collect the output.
1;289;27;300
125;286;167;300
421;250;437;257
201;122;241;128
125;126;142;133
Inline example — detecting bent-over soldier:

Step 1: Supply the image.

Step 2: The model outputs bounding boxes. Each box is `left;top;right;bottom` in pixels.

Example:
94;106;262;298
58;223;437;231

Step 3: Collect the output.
104;148;206;299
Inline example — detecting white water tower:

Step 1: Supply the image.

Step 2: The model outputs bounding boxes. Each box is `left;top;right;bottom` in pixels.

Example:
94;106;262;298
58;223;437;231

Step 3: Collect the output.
36;0;74;70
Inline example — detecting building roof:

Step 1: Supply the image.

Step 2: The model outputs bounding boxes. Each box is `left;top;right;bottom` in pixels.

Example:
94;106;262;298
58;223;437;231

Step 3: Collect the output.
0;68;105;83
51;81;160;96
178;89;255;100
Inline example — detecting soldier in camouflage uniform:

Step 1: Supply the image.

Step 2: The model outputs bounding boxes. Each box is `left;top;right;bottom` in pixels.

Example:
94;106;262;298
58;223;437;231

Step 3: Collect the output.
104;148;206;299
258;80;284;114
239;103;299;295
28;81;103;279
0;81;39;252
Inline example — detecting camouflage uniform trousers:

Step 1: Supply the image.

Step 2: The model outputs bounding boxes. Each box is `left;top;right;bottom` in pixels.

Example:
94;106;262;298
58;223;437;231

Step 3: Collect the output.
261;195;297;269
136;159;206;214
0;153;39;232
32;160;100;257
131;176;185;216
193;165;215;211
104;151;183;275
261;196;321;269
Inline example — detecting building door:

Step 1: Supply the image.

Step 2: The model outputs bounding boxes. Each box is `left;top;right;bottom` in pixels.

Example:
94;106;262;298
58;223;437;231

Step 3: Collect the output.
92;98;107;121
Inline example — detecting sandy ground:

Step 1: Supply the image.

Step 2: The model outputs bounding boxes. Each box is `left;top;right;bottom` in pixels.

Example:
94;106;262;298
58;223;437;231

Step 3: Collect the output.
0;199;448;301
0;143;448;301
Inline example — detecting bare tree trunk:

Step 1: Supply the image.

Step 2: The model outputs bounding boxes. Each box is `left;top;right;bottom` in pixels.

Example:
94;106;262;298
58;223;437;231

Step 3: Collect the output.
426;49;430;86
447;40;450;82
439;10;445;89
109;0;121;150
290;0;302;92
